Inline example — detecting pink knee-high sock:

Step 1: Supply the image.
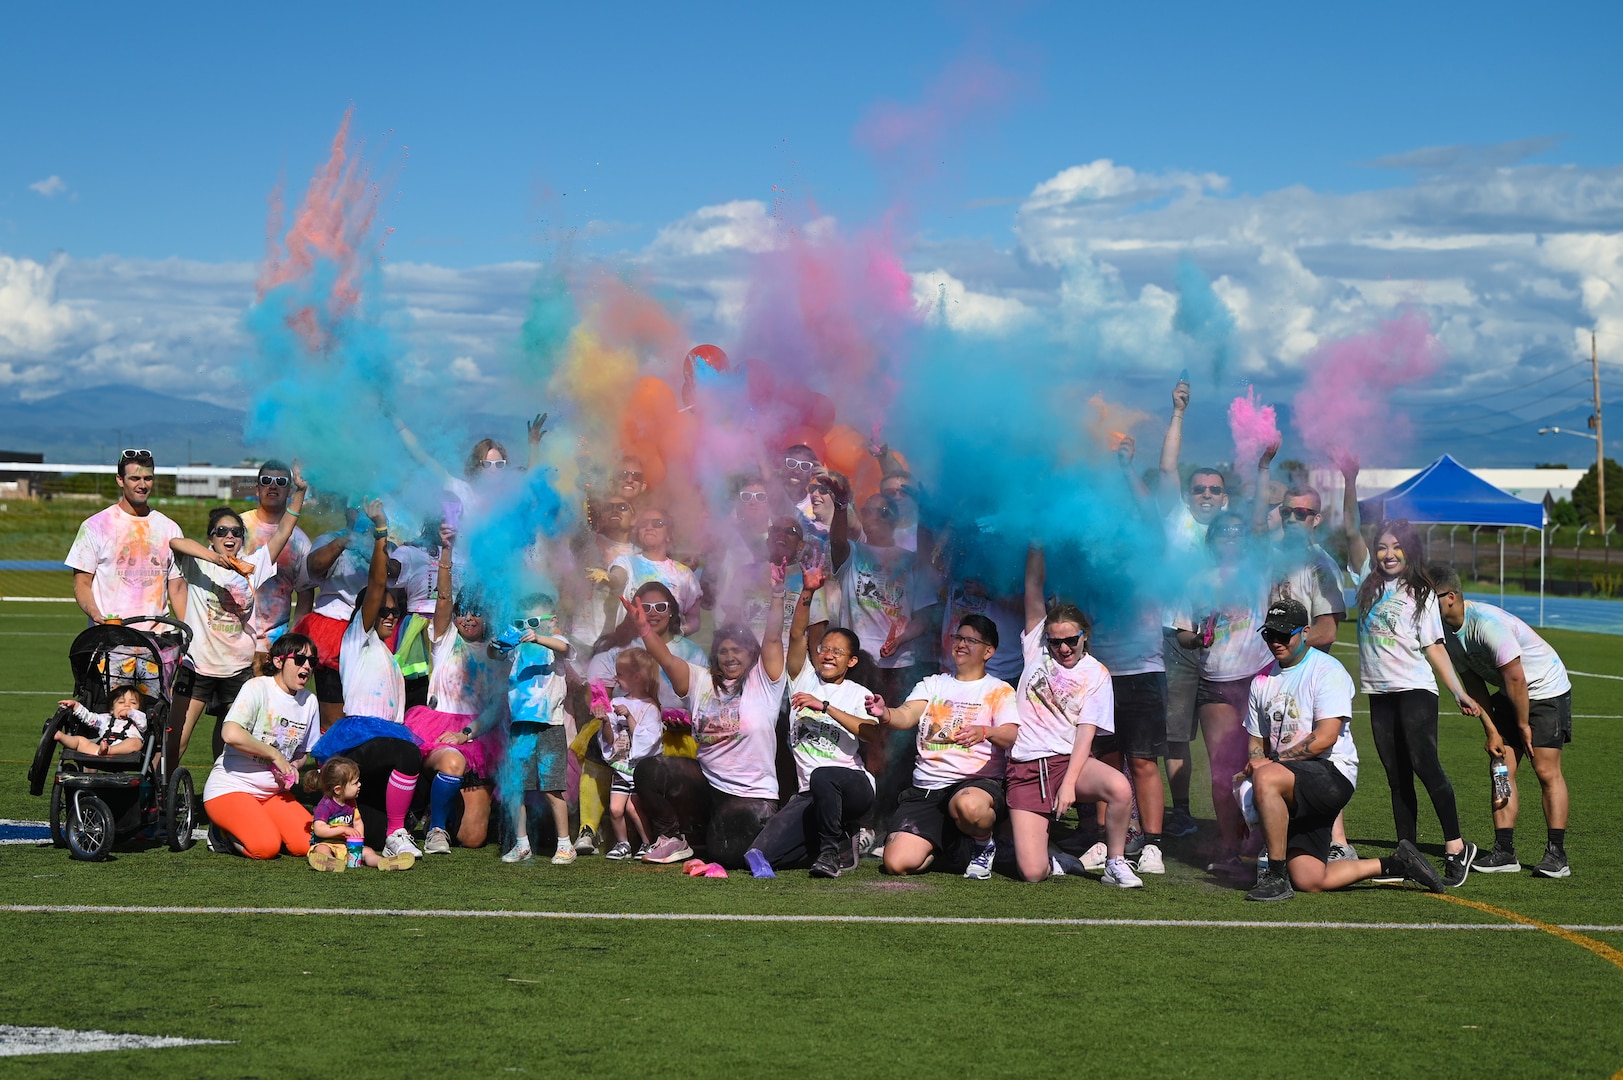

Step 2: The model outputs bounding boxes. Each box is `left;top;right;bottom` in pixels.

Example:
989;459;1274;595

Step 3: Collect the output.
386;770;417;834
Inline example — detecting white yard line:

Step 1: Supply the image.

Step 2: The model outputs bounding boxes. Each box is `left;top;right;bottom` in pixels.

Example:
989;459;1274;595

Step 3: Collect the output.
0;1025;230;1058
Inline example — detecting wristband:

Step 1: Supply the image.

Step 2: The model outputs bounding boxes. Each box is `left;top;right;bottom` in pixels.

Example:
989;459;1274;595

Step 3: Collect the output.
285;509;301;518
373;527;389;539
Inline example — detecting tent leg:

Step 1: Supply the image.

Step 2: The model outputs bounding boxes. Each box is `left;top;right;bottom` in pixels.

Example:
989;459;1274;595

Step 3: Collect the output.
1499;530;1505;608
1539;528;1546;628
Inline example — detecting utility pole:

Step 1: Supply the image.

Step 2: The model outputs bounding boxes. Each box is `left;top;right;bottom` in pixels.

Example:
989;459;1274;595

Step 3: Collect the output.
1593;332;1606;534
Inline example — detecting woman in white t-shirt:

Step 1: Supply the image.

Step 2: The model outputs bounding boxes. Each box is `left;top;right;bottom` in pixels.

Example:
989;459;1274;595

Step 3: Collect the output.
743;564;880;879
1355;519;1483;884
626;589;788;869
608;506;703;635
169;467;308;765
201;634;321;859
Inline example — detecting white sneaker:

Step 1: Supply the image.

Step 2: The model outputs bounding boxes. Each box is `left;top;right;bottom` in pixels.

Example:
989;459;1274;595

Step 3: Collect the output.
551;845;578;865
1135;843;1165;874
573;828;598;856
382;828;422;858
1080;841;1108;871
1102;856;1144;888
963;839;996;880
423;827;452;855
501;838;534;863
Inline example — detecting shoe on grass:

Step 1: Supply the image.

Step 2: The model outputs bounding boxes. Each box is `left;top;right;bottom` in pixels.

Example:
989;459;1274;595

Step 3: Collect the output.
1245;867;1295;902
1135;843;1165;874
1048;848;1086;877
963;839;996;880
551;845;577;865
1390;839;1445;892
809;847;842;879
423;827;452;855
1327;842;1358;862
1164;807;1199;837
1102;857;1144;889
745;848;777;879
1531;844;1571;879
1474;845;1521;873
643;835;695;864
1206;855;1250;879
605;841;633;861
308;844;346;872
634;843;651;861
377;852;415;871
839;834;860;872
1079;841;1108;872
501;838;534;864
382;828;421;859
574;828;599;856
1442;841;1478;888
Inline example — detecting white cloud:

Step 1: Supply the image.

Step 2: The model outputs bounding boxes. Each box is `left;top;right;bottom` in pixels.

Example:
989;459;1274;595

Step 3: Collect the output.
0;253;98;361
911;269;1029;332
29;175;67;198
646;200;782;258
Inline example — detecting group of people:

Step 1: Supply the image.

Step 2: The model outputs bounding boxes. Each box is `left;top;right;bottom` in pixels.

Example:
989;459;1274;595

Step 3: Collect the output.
59;380;1576;896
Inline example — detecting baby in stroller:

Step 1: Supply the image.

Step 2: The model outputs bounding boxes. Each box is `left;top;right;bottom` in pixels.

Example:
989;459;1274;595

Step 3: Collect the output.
54;685;146;757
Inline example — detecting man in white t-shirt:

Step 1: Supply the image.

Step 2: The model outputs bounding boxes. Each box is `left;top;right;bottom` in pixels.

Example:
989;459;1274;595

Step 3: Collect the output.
867;614;1019;880
65;449;185;623
1433;568;1573;878
1243;599;1445;901
241;460;314;671
832;492;938;700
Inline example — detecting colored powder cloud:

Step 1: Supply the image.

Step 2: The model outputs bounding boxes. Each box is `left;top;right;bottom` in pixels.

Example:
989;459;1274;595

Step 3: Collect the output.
1228;387;1280;473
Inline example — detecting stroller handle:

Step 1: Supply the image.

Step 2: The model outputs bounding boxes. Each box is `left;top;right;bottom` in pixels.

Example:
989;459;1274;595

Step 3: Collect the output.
117;614;194;655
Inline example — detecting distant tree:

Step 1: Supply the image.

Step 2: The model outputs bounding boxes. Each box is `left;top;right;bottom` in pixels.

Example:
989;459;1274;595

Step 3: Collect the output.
1534;462;1569;470
1548;498;1580;528
1571;458;1623;529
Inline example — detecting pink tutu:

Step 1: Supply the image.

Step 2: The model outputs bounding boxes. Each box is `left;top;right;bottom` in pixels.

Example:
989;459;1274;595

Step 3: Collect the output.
404;705;502;777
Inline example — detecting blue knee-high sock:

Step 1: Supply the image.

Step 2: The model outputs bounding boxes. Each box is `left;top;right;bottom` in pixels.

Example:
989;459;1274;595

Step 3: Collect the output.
429;773;463;832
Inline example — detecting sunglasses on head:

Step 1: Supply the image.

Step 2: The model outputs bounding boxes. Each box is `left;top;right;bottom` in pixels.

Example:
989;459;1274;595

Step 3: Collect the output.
640;601;671;614
286;653;317;667
738;491;769;504
478;459;508;470
512;616;550;630
258;475;290;487
1283;506;1317;521
120;448;153;461
784;458;818;474
620;470;644;482
209;525;247;539
1260;626;1302;645
1190;484;1226;496
1045;634;1082;650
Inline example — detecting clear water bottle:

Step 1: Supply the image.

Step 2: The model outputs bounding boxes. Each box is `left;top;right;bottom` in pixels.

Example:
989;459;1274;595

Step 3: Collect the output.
1491;757;1512;810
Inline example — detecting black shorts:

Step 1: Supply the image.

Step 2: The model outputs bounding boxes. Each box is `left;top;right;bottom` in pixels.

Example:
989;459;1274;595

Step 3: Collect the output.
1111;672;1168;760
312;665;344;705
1488;691;1572;752
174;665;252;716
887;777;1005;866
1282;759;1355;863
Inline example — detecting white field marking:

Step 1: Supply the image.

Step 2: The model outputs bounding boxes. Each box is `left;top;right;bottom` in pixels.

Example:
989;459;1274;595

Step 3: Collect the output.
0;597;75;603
1570;670;1623;682
0;632;72;636
1;903;1620;933
1346;709;1622;718
0;690;72;694
0;1025;231;1058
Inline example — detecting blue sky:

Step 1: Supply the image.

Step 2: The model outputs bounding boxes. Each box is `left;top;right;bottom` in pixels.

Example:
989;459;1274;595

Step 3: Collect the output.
3;1;1622;466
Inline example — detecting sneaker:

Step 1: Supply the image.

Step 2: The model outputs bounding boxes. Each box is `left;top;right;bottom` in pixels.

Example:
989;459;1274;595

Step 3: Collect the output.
1327;842;1358;862
1102;857;1144;888
605;841;633;861
307;844;346;872
551;845;577;865
642;835;694;864
745;848;777;879
574;828;599;856
856;827;878;857
376;852;415;871
963;839;996;880
1442;841;1478;888
1475;846;1521;874
1245;867;1295;902
1531;844;1571;879
809;847;843;879
206;824;234;855
501;839;533;864
1049;848;1087;877
1135;843;1165;875
1206;855;1250;880
1124;830;1145;858
1390;839;1445;892
1080;841;1109;872
423;827;452;855
839;835;860;872
383;828;422;859
634;843;651;861
1164;807;1199;837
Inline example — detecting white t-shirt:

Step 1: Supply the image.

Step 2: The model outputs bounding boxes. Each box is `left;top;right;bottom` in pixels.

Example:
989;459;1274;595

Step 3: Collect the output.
684;660;786;799
907;673;1020;789
1445;601;1571;701
64;504;183;620
563;537;638;659
786;665;875;793
340;615;405;722
1175;570;1274;682
1246;648;1359;786
1013;626;1115;761
177;547;277;677
202;676;320;800
305;534;372;622
840;542;930;670
611;553;703;637
241;509;311;650
425;623;510;719
1358;579;1445;695
599;696;663;778
940;585;1024;682
587;637;708;712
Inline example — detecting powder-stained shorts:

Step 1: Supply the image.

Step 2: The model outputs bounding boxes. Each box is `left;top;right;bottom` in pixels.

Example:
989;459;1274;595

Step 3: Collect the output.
1488;691;1572;752
1162;631;1200;742
508;722;568;792
887;777;1005;864
1005;755;1069;816
1281;758;1355;864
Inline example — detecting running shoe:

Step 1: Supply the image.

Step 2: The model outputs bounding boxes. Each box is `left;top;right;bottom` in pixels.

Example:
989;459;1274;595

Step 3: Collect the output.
1206;855;1250;879
856;827;878;857
839;834;860;872
1245;867;1294;902
307;844;346;872
423;827;452;855
1327;842;1358;862
1102;857;1144;889
383;828;422;859
1135;844;1165;875
1390;839;1445;892
206;824;233;855
551;845;577;865
501;839;534;864
963;839;996;880
376;852;415;871
809;847;843;879
605;841;633;861
1124;829;1145;858
642;835;694;864
1164;807;1199;837
574;828;599;856
1442;841;1478;888
634;843;651;861
744;848;777;879
1048;848;1087;877
1080;841;1109;872
1474;845;1521;873
1531;844;1571;879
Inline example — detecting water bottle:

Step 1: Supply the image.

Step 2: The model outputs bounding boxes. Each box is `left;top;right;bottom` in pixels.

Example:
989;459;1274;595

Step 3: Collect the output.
1491;757;1512;810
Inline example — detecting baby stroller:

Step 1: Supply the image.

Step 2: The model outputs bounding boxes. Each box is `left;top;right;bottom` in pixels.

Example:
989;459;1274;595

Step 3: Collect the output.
26;616;195;861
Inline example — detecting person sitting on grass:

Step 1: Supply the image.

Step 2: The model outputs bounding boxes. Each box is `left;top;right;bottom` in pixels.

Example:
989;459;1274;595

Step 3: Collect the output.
54;686;146;757
307;756;416;872
1242;599;1446;901
865;613;1019;881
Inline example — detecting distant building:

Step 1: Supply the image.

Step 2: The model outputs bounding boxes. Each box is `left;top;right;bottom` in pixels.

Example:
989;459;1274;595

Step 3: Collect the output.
0;451;44;499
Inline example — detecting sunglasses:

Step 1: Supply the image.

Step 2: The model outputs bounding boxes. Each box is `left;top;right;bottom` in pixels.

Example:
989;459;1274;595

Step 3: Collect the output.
258;475;290;487
209;526;247;539
1190;484;1226;496
604;502;632;514
619;470;645;482
512;616;551;630
863;504;896;520
1260;627;1303;645
1212;526;1245;539
1045;634;1082;650
784;458;818;474
477;459;508;469
639;518;668;530
120;448;153;461
950;634;988;648
377;607;404;619
286;653;318;667
1282;507;1317;521
640;601;672;614
738;491;769;504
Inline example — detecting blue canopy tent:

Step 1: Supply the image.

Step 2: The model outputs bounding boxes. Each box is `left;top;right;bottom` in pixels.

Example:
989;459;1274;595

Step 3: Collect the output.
1358;453;1550;624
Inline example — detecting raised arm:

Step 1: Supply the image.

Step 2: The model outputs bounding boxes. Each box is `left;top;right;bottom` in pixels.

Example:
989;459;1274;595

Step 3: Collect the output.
358;499;390;634
430;535;454;640
1156;377;1191;515
1024;543;1046;634
526;412;549;470
392;415;453;484
787;563;827;678
262;461;309;564
1340;458;1369;574
1252;438;1280;535
620;596;690;699
305;534;348;581
759;563;788;683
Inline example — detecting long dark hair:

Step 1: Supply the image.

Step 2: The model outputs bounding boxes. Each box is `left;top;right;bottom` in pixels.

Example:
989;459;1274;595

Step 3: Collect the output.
709;623;761;696
1356;518;1434;626
595;580;683;654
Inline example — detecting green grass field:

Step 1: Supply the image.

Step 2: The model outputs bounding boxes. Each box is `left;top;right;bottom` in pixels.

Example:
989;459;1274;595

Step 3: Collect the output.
3;601;1621;1077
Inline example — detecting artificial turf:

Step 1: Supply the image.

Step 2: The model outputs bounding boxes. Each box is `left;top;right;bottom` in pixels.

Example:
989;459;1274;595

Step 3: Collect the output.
2;600;1621;1077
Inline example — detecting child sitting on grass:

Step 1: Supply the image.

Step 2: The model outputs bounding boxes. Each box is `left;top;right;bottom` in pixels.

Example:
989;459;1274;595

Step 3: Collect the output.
54;686;145;757
597;649;661;860
306;756;415;871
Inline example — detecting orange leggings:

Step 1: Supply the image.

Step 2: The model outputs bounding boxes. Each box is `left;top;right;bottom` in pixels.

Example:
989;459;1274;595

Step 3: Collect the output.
204;791;313;859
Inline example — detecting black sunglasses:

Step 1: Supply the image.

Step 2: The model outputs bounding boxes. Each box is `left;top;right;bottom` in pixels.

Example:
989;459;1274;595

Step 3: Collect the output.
1190;484;1226;496
1260;627;1302;645
286;653;317;667
377;606;404;619
258;475;290;487
1283;507;1317;521
640;518;668;529
605;502;632;514
1045;634;1082;650
209;526;247;539
620;470;645;482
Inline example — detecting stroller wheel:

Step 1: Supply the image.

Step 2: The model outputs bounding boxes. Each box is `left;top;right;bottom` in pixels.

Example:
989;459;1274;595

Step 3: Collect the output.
28;708;71;798
48;782;67;849
165;769;197;852
66;792;115;862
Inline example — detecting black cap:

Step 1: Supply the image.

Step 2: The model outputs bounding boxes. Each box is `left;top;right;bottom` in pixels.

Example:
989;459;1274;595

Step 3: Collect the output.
1259;598;1309;636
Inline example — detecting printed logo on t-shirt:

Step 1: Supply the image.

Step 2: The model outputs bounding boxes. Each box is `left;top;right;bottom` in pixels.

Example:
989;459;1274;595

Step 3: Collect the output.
920;698;982;753
789;706;843;760
1024;660;1088;722
692;693;742;747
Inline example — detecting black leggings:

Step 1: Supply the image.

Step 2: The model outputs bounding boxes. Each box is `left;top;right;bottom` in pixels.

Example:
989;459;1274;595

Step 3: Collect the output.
750;767;876;868
1368;690;1461;845
633;755;778;869
343;737;423;850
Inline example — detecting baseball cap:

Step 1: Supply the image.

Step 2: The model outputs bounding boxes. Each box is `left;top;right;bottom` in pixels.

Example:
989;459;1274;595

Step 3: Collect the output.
1259;598;1309;636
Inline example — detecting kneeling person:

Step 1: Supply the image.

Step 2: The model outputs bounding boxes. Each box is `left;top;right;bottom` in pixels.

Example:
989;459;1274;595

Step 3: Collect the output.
1244;600;1444;901
868;614;1019;880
